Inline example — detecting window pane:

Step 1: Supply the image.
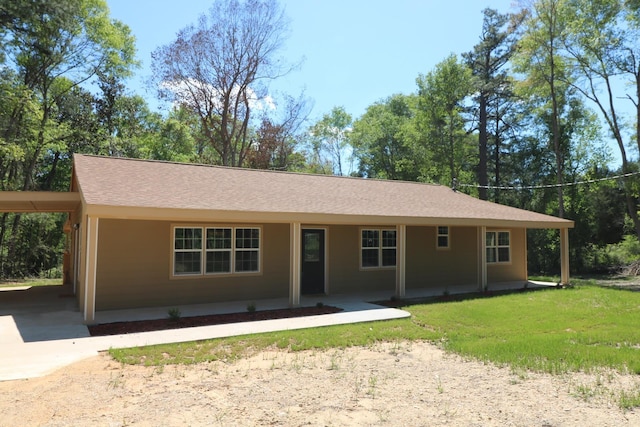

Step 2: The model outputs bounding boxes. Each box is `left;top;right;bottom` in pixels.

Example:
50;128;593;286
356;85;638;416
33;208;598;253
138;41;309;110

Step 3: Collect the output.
438;235;449;248
361;248;379;267
498;232;510;246
236;228;260;249
382;230;396;248
175;252;201;274
235;250;259;272
486;231;496;247
438;226;449;235
382;248;396;266
498;247;510;262
362;230;379;248
304;233;320;262
206;228;231;250
175;227;202;250
486;247;496;263
206;251;230;273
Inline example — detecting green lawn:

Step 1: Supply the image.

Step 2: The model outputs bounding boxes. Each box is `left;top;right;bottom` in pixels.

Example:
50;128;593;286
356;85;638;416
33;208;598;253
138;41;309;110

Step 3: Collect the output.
110;284;640;377
0;277;62;288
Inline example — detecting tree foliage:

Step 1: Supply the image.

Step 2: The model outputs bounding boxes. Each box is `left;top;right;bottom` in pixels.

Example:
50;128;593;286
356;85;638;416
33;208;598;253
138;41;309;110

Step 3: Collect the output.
351;94;419;180
308;106;353;175
3;0;640;278
0;0;137;277
463;8;524;200
416;55;475;187
151;0;296;167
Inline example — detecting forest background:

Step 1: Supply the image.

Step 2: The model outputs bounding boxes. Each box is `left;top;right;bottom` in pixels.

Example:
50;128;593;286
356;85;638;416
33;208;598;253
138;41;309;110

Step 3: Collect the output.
1;0;640;279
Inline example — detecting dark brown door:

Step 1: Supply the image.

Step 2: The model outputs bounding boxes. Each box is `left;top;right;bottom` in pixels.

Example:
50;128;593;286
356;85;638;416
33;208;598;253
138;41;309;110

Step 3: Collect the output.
301;229;325;295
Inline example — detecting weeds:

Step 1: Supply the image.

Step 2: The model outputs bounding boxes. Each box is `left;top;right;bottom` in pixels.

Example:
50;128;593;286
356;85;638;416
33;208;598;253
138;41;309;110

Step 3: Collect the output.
619;388;640;410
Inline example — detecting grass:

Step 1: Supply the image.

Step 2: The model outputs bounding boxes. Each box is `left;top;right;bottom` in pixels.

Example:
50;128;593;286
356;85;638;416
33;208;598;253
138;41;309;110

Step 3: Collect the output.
411;284;640;375
109;284;640;377
109;317;430;366
0;277;62;288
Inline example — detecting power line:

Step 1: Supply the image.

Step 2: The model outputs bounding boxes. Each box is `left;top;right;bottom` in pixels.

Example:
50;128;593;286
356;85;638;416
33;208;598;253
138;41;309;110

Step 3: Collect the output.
457;171;640;191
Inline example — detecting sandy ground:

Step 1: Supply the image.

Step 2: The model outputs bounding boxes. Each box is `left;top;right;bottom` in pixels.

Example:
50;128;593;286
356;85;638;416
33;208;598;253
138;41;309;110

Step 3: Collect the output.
1;341;639;427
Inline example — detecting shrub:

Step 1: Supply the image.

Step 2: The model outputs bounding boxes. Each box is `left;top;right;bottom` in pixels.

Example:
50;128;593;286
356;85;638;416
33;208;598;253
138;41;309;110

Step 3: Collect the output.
167;308;181;322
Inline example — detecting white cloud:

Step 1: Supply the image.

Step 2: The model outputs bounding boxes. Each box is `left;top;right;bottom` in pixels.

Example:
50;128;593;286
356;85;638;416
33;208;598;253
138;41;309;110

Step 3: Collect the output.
161;79;276;112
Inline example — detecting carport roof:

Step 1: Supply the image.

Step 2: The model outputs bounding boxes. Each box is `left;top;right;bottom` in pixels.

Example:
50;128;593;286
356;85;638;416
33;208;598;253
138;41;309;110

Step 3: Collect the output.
0;191;80;213
73;154;574;229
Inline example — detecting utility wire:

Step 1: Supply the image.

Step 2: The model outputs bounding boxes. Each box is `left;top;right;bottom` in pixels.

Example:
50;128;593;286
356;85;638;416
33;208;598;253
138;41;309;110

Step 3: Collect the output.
457;170;640;191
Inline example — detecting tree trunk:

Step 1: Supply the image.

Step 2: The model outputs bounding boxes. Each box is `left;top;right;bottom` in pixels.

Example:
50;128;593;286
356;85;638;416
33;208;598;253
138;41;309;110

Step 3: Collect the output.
548;17;565;218
478;92;488;200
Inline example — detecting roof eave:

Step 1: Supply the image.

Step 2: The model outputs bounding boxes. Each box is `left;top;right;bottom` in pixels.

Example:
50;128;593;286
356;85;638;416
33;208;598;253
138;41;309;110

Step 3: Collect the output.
0;191;81;213
82;205;574;229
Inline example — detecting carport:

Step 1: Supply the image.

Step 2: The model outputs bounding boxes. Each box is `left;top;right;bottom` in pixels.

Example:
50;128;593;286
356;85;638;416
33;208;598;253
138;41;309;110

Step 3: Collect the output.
0;191;81;312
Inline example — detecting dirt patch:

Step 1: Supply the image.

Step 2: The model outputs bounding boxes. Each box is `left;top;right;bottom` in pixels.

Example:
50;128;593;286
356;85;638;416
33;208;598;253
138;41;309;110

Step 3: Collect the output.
1;341;639;426
88;305;342;336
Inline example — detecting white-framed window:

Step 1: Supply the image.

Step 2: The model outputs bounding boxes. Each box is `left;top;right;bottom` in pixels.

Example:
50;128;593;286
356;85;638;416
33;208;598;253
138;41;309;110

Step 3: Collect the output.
174;227;203;275
234;227;260;273
486;230;510;263
205;228;232;273
173;226;260;276
437;226;449;249
361;229;396;268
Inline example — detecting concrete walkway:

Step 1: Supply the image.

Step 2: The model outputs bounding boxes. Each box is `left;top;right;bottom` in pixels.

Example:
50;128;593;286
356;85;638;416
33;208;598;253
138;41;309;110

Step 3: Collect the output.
0;286;410;382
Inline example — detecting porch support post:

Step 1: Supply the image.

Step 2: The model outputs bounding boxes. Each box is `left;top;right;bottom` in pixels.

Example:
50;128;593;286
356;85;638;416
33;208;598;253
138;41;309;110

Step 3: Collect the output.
83;216;99;324
395;224;406;298
290;222;301;307
479;226;487;291
560;227;570;285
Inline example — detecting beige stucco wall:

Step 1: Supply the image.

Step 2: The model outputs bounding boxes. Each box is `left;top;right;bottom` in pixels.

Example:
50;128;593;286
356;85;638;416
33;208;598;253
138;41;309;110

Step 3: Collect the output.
326;225;396;294
91;220;529;311
94;219;290;310
405;226;479;289
486;227;527;284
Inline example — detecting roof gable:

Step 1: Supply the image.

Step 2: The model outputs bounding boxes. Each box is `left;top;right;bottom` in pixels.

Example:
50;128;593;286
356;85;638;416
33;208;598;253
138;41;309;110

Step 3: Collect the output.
72;155;573;228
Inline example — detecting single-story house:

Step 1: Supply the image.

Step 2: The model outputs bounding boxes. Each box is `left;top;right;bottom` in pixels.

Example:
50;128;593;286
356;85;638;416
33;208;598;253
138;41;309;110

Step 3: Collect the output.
0;154;574;323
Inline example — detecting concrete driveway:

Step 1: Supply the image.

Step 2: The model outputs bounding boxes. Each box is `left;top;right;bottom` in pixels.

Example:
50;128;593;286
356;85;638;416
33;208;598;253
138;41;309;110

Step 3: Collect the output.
0;284;89;343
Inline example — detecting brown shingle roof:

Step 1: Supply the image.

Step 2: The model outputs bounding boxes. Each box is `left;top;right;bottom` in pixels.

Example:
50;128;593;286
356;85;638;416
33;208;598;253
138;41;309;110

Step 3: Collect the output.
73;155;573;228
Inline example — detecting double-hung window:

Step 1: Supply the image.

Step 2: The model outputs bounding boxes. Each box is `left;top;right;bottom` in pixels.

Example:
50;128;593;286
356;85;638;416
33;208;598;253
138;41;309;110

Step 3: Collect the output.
205;228;232;273
361;229;396;268
174;227;203;275
234;228;260;273
173;226;260;276
437;226;449;249
486;231;510;263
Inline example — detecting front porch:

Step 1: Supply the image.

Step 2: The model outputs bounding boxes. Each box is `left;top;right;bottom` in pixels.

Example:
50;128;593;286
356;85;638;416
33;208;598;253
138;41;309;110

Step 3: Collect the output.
93;279;554;324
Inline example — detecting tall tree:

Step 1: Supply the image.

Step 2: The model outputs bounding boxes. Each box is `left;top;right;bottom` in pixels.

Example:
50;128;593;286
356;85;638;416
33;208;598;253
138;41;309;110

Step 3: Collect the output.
416;55;474;187
351;94;420;180
2;0;136;189
308;106;353;176
464;8;525;200
560;0;640;240
151;0;296;167
0;0;137;277
514;0;572;218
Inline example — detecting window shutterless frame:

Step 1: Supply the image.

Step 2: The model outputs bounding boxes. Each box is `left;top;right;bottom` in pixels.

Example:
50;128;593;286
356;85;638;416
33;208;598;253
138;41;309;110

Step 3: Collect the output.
486;230;510;264
171;225;261;278
360;228;396;269
436;226;450;249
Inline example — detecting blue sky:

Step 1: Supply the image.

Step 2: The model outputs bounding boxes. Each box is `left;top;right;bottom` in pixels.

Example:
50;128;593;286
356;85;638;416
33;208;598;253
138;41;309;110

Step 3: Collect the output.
106;0;519;121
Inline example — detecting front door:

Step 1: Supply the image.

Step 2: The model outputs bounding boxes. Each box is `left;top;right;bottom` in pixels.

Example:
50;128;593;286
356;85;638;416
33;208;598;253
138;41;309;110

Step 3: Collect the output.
301;229;325;295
